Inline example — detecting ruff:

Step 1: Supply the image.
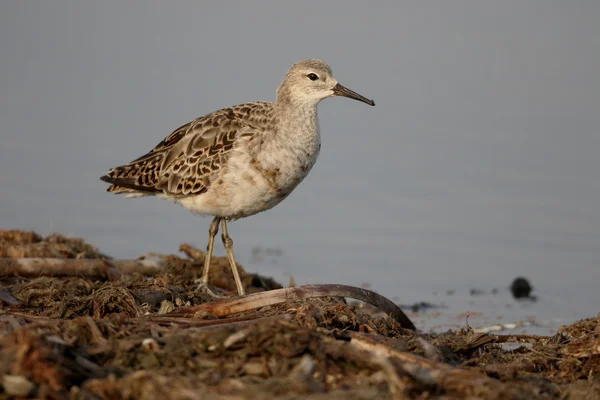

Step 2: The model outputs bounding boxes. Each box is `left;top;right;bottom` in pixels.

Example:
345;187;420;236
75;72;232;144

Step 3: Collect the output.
101;59;375;296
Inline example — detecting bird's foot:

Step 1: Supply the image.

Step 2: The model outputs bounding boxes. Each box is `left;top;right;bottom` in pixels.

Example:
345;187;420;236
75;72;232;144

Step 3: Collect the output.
194;280;227;299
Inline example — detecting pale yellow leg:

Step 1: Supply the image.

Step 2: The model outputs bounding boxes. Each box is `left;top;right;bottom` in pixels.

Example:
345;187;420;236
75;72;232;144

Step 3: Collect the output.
221;219;246;296
196;216;221;296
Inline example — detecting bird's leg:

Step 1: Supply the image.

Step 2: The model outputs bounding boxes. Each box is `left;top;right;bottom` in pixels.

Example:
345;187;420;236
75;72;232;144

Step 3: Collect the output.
221;219;246;296
196;216;222;297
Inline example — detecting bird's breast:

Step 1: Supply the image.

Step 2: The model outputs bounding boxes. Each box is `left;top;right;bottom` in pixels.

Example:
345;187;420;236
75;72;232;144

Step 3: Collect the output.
264;132;321;194
213;121;322;218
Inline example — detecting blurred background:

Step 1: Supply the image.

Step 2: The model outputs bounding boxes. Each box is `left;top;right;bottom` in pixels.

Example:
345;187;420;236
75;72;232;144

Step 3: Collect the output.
1;1;598;332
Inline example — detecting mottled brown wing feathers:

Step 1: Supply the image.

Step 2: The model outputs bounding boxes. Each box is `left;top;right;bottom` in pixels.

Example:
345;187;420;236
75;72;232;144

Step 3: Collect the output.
101;102;272;196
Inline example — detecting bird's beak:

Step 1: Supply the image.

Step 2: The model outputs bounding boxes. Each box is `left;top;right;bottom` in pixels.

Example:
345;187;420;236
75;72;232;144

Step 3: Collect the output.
332;83;375;106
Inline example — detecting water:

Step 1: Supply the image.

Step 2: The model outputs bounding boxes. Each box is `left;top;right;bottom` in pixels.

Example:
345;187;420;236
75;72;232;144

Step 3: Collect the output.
1;2;599;334
406;283;598;336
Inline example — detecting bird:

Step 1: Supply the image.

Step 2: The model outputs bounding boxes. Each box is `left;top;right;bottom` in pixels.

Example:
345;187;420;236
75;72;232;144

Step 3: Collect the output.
100;59;375;297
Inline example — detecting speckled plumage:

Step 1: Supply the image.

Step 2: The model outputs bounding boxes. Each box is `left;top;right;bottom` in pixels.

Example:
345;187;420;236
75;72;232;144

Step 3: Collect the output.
103;101;280;218
101;59;374;296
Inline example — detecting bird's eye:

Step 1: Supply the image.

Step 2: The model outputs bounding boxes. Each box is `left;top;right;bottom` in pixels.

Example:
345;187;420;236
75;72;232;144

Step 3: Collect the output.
307;73;319;81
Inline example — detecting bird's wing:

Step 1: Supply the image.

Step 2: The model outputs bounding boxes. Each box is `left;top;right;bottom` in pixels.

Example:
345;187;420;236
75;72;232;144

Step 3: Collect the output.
100;102;272;196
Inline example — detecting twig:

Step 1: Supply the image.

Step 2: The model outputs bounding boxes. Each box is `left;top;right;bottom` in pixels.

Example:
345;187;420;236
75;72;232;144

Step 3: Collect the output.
348;332;508;393
178;243;205;261
81;316;108;345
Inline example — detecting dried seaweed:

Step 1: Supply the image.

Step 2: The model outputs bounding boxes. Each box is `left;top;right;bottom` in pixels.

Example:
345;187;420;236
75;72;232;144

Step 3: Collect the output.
1;230;599;399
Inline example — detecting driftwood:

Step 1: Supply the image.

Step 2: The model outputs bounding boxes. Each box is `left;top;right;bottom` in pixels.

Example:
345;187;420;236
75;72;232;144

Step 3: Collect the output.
346;332;511;394
168;284;417;331
0;258;165;280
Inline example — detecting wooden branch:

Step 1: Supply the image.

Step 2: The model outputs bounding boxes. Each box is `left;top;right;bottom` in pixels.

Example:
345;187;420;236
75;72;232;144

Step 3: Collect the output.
168;284;416;331
348;332;507;393
0;258;165;280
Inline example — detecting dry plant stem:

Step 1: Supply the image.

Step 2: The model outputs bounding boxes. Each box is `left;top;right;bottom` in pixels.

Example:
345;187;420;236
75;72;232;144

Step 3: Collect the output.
145;314;291;328
169;283;416;331
0;258;164;279
82;316;108;345
186;314;293;332
0;312;56;323
179;243;205;260
220;219;245;296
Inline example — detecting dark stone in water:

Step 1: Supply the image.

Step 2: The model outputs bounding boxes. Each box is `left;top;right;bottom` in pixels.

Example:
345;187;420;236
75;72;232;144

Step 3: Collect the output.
511;277;533;299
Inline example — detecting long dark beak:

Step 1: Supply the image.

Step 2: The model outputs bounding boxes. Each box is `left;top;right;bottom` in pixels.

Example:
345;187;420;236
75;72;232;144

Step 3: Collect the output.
332;83;375;106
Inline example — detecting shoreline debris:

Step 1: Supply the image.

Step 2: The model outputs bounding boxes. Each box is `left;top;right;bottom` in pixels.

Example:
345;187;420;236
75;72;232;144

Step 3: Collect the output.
1;230;598;399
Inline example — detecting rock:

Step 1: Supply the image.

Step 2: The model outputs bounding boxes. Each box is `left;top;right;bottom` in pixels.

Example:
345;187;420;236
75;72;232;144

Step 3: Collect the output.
511;277;533;299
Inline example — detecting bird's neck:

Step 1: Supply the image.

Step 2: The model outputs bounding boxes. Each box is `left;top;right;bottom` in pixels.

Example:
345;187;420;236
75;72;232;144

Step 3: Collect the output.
255;98;321;173
273;97;320;143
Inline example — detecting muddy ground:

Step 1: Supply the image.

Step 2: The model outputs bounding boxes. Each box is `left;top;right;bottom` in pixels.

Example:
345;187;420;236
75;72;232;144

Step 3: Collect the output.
0;230;598;399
